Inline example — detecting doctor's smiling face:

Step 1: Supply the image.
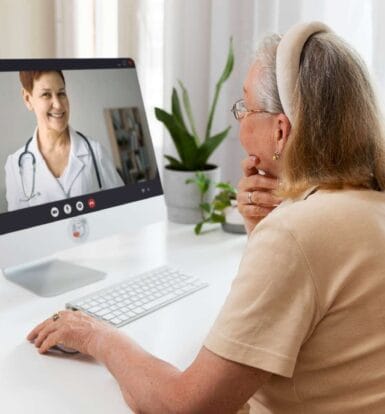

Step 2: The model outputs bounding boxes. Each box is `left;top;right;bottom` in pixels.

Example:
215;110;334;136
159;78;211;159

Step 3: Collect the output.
21;71;70;137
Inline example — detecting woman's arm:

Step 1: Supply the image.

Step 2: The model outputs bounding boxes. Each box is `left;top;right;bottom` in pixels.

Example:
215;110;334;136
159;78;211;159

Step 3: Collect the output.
28;311;270;413
92;329;271;413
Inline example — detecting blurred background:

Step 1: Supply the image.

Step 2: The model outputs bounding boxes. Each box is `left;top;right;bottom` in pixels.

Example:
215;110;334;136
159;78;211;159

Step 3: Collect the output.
0;0;383;185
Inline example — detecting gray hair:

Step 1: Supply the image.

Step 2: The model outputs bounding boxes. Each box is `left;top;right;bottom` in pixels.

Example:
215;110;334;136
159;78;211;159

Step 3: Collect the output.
276;30;385;196
254;34;283;113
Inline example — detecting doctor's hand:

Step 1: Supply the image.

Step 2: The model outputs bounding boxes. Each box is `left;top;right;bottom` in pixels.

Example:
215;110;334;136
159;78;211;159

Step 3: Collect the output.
27;310;114;356
237;156;283;235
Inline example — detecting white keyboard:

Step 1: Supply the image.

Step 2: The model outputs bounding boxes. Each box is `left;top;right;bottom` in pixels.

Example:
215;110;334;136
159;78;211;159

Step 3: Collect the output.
66;266;208;327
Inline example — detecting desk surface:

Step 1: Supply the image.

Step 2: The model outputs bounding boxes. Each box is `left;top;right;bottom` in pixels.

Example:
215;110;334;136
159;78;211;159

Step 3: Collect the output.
0;221;246;414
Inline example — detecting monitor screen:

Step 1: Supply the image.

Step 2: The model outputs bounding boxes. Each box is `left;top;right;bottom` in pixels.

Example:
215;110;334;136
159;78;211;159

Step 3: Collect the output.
0;58;165;296
0;58;163;235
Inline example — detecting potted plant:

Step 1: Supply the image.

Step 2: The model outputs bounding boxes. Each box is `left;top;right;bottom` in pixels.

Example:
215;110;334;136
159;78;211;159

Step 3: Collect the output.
186;172;246;235
155;39;234;224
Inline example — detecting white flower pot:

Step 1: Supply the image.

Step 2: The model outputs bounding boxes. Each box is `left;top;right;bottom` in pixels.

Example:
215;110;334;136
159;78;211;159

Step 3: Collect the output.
163;165;220;224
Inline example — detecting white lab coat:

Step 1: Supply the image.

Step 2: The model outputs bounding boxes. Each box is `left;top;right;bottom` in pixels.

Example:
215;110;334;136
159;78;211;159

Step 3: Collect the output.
5;126;124;211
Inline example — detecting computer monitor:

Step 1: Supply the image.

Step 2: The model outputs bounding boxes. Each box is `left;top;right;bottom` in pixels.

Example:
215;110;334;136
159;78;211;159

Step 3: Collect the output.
0;58;166;297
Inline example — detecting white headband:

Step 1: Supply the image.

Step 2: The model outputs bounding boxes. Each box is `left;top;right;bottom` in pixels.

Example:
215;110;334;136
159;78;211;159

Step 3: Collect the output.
276;21;332;122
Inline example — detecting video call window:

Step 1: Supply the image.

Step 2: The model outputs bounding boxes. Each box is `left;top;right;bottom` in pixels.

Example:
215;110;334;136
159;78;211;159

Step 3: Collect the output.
0;65;158;215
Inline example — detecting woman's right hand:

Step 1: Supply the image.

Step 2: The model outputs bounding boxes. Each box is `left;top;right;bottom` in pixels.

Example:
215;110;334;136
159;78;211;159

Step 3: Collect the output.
237;156;282;235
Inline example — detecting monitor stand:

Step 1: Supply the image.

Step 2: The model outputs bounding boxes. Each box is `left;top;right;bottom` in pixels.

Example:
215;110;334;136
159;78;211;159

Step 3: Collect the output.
3;258;106;297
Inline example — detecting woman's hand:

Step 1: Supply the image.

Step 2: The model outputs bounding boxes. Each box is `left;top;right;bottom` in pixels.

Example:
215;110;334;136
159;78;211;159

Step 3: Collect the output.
27;310;113;356
237;156;282;235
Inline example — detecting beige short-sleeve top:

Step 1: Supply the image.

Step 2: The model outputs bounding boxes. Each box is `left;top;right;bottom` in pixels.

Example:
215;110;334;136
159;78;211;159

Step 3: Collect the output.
205;189;385;414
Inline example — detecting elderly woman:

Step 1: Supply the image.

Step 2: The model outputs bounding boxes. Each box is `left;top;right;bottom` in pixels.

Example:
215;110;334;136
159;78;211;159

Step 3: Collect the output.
27;22;385;413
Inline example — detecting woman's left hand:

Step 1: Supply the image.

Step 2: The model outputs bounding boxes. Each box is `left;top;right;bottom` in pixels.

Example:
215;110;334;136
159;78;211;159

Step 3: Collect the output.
27;310;113;356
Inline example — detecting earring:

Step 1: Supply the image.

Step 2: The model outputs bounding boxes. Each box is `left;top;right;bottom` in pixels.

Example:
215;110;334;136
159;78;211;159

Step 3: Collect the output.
273;130;281;160
272;151;280;161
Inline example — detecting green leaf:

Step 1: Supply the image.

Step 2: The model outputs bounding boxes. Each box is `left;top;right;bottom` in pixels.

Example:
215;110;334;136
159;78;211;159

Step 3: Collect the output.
205;38;234;141
212;200;230;211
200;202;211;213
178;80;200;146
216;193;232;205
194;222;204;235
155;107;199;169
210;213;226;223
196;126;231;166
215;190;235;203
193;172;210;194
164;155;184;169
202;180;210;194
186;172;211;195
171;88;188;133
216;182;236;193
217;37;234;85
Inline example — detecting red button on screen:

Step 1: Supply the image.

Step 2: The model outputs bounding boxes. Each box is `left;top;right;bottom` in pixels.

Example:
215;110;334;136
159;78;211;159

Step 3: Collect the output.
88;198;96;208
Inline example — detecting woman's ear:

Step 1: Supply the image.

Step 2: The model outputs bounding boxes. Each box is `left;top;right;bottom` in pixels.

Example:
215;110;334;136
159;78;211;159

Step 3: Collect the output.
274;113;291;154
22;88;33;111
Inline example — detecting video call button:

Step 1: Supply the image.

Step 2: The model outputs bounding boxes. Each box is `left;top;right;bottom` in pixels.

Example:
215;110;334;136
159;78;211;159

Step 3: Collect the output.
63;204;72;215
76;201;84;212
87;198;96;209
50;207;59;218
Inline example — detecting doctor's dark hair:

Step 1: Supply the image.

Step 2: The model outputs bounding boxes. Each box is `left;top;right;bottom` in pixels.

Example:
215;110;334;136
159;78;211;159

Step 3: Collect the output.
19;70;65;93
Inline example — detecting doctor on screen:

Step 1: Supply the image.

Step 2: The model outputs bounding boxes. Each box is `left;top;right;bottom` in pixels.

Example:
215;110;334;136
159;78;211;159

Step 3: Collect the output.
5;70;124;211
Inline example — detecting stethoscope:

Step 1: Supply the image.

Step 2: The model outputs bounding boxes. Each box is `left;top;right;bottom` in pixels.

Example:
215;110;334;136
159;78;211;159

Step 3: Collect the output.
18;131;102;202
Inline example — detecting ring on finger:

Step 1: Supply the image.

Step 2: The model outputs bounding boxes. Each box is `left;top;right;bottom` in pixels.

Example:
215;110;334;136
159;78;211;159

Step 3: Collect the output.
52;312;60;322
247;191;253;204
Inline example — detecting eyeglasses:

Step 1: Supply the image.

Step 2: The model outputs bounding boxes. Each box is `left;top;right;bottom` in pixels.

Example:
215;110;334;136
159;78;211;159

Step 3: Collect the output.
231;99;273;121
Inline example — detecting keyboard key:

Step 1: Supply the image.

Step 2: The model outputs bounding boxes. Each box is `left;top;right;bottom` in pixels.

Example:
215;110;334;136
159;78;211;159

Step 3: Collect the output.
111;317;122;325
96;309;110;317
142;293;177;310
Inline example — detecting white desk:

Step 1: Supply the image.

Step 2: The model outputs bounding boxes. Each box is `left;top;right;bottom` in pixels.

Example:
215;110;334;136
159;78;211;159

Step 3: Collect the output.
0;221;246;414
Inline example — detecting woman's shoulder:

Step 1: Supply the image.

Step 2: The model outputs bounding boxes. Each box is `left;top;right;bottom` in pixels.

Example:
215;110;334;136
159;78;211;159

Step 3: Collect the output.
246;189;385;275
261;188;385;235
